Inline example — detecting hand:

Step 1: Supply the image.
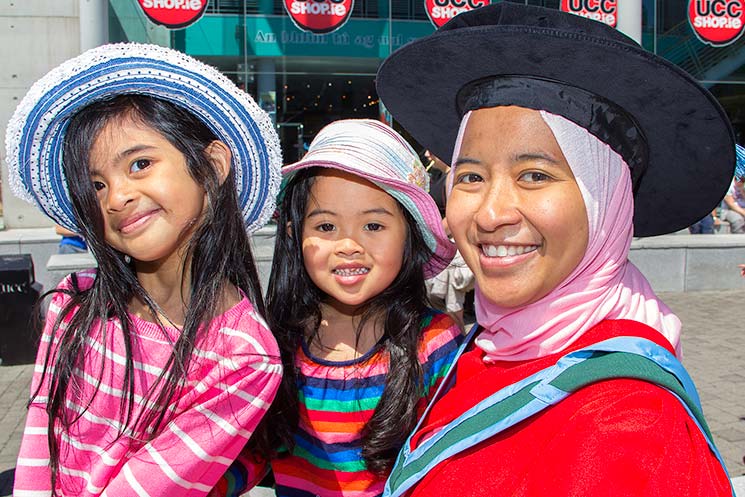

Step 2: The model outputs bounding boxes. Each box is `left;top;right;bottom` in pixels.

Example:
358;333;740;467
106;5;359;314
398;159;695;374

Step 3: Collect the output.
739;264;745;277
424;150;450;173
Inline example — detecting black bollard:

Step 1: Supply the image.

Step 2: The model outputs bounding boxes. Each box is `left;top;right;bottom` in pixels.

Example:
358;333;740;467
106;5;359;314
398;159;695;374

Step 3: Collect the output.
0;254;42;365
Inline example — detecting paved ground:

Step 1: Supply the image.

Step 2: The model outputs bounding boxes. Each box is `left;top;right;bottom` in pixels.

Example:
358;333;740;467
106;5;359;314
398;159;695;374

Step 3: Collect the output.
657;289;745;478
0;363;32;495
1;290;744;495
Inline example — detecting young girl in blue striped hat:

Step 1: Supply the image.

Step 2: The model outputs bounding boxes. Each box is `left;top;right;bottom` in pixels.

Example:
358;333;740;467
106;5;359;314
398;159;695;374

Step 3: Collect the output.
211;119;464;497
6;43;283;497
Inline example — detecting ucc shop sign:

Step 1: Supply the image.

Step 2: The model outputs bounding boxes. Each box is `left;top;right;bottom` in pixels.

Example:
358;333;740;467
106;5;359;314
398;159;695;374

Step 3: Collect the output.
560;0;617;27
424;0;489;28
284;0;355;34
688;0;745;46
138;0;208;29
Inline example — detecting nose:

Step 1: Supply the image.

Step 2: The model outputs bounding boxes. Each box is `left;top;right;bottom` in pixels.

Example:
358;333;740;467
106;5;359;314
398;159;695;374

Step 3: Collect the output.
473;181;522;232
334;235;363;257
104;177;136;213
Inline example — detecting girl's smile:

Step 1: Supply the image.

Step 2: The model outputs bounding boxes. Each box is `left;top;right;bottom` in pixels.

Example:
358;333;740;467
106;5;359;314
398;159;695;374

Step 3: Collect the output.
447;106;588;308
301;169;407;313
117;208;162;234
332;263;371;285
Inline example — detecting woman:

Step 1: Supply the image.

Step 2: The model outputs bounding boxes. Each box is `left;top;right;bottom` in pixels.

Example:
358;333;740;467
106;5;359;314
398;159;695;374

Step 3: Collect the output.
376;3;735;496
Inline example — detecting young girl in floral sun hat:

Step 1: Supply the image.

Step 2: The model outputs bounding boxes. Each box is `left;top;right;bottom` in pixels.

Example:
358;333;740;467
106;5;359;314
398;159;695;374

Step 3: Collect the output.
213;119;464;497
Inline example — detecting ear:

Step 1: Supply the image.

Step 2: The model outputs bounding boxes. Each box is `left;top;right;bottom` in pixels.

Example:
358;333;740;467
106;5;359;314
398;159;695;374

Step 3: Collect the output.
286;221;293;239
205;140;232;185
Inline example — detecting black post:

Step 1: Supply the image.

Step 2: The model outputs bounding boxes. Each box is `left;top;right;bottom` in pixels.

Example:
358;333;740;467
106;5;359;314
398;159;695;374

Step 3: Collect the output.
0;255;42;366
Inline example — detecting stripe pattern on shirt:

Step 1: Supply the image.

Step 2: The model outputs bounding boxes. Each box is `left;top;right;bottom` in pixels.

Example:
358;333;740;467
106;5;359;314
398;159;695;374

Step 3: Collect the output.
271;311;463;497
13;271;282;497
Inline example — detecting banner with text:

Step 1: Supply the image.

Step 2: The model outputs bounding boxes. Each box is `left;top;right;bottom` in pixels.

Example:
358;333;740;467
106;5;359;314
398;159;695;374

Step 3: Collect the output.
425;0;488;28
138;0;207;29
284;0;354;34
688;0;744;46
560;0;617;27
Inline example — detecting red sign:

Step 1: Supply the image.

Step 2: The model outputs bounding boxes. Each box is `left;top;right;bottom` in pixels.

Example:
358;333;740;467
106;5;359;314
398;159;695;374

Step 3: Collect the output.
560;0;617;27
688;0;745;46
138;0;207;29
284;0;354;34
425;0;488;28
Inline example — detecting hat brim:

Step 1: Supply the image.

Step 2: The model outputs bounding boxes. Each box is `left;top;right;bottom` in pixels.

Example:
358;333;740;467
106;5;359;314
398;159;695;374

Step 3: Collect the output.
283;160;456;279
377;23;735;237
6;43;282;234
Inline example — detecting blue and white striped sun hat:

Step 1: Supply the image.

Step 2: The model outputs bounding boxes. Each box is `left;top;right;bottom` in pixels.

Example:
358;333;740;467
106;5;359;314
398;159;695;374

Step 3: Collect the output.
282;119;455;278
5;43;282;234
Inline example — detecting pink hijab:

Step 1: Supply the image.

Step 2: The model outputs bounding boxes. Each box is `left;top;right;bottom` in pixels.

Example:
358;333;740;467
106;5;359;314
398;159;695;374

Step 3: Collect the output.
451;110;682;362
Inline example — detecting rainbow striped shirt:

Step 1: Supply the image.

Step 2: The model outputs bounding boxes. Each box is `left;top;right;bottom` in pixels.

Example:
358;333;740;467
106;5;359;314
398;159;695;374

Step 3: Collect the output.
267;310;462;497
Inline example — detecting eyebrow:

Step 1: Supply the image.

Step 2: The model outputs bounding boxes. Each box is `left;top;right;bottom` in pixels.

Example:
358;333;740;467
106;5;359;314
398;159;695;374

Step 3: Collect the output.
306;208;335;218
453;157;481;168
454;152;560;167
363;207;395;216
515;152;560;164
90;144;155;175
306;207;396;218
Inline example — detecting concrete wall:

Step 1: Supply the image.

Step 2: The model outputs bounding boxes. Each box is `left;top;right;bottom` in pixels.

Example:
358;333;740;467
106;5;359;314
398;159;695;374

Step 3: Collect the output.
0;227;60;293
0;225;278;296
0;0;80;229
6;227;743;296
628;234;745;292
251;225;277;295
249;231;745;295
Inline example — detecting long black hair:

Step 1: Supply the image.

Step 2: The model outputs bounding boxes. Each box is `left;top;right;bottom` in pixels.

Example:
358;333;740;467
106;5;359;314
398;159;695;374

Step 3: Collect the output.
251;167;433;475
36;94;265;493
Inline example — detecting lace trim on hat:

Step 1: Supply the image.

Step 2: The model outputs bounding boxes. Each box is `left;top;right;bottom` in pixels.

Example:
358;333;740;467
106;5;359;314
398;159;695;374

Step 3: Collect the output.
6;43;281;233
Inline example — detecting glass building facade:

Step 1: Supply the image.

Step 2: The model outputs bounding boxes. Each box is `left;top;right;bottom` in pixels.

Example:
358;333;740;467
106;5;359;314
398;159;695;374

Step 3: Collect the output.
109;0;745;161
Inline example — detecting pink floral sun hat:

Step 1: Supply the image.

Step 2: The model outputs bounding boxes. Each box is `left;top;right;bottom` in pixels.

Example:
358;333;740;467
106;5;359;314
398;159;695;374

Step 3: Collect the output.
282;119;455;278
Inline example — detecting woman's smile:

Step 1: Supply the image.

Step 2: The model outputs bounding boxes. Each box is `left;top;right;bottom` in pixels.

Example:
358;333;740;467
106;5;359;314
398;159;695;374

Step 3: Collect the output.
478;242;541;270
480;243;540;258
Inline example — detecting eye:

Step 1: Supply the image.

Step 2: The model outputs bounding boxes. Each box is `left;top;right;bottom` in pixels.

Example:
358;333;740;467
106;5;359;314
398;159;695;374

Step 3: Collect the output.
455;172;483;184
365;222;383;232
317;223;335;233
92;180;105;192
519;171;551;183
130;159;152;173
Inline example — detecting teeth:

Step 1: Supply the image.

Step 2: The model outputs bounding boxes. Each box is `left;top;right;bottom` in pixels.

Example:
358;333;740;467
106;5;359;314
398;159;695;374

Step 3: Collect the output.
334;267;369;276
482;245;538;258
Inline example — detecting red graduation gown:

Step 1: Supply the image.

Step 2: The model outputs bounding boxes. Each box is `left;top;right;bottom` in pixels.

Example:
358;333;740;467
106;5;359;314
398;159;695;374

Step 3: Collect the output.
405;320;732;497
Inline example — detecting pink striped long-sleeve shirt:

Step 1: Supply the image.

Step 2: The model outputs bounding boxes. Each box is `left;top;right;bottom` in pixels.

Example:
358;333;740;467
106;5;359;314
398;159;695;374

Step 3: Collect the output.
13;271;282;497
